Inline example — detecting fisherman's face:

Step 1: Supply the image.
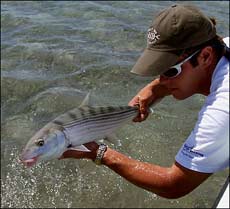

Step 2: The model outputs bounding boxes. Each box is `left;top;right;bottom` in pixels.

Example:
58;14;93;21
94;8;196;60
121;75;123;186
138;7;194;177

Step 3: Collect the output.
159;49;210;100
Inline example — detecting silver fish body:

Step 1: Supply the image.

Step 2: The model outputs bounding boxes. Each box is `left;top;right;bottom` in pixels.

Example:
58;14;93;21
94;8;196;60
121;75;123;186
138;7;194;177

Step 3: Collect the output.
60;106;138;146
20;104;138;167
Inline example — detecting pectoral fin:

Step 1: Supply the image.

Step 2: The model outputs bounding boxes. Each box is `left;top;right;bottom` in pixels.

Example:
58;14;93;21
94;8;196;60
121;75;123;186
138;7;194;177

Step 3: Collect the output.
67;145;91;152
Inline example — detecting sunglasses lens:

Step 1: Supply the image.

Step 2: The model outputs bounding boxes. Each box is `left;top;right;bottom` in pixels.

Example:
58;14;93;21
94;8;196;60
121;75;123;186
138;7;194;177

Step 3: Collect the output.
163;68;179;77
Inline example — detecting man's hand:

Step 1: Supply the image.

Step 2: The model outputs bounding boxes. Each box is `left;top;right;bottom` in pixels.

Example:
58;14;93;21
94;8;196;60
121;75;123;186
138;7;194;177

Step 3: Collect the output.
129;78;171;122
59;141;99;160
129;86;153;122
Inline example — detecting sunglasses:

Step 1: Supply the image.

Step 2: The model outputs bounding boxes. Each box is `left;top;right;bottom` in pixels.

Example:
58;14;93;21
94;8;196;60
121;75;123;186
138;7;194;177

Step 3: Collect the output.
162;50;200;78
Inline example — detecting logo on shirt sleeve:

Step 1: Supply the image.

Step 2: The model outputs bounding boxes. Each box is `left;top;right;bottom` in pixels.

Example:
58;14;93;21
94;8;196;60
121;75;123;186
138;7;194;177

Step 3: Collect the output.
182;143;204;159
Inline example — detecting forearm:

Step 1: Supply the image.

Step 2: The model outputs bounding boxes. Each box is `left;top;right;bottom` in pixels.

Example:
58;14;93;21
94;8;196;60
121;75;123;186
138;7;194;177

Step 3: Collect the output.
62;143;210;198
101;147;211;198
102;147;174;197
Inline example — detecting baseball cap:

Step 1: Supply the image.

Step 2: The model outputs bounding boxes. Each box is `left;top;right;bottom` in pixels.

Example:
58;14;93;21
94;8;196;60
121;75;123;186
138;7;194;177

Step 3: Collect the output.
131;4;216;76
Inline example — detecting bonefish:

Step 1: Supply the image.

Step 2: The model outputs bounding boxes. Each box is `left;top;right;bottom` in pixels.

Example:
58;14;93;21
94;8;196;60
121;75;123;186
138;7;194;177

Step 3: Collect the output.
20;93;139;167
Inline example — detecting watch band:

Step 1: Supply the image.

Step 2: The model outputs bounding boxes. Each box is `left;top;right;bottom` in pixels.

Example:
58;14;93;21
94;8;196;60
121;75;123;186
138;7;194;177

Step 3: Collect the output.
94;143;107;165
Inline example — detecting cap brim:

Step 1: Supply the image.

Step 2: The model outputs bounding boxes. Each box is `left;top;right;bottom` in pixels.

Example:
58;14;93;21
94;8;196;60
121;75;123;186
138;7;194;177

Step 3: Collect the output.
131;48;180;77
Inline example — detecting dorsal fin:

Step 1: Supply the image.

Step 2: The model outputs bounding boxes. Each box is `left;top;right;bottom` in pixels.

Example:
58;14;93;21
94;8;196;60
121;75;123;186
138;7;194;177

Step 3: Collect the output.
79;92;91;108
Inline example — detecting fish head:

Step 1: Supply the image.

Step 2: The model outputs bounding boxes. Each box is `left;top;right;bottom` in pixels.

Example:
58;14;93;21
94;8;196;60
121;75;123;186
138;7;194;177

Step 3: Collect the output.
20;125;67;167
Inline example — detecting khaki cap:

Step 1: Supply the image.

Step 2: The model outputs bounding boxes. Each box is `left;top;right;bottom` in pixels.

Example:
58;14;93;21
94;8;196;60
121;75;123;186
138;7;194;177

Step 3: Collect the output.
131;4;216;76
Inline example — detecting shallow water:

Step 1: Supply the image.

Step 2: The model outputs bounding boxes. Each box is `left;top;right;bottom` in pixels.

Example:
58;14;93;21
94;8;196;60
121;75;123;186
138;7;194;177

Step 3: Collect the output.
1;1;229;208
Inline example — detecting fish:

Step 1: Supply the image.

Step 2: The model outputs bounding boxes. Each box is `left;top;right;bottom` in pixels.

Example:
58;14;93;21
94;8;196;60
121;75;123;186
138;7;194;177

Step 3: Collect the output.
19;93;139;167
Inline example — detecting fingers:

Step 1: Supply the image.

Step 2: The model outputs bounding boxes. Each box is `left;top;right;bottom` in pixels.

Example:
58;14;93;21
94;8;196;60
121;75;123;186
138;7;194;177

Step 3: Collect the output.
133;110;149;122
132;95;149;122
59;149;86;159
128;96;139;107
136;112;149;122
59;150;80;159
84;141;99;150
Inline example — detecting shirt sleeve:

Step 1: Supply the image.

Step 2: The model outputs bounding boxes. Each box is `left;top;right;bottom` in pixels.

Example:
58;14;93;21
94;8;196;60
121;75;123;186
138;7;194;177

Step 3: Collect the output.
175;91;229;173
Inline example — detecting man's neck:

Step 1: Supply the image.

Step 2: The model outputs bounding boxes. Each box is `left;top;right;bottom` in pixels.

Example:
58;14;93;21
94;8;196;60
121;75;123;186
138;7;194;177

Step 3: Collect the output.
199;58;219;96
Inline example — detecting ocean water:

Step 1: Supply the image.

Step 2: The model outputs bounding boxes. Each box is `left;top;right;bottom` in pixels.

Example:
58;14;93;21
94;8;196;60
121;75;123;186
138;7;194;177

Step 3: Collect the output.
1;1;229;208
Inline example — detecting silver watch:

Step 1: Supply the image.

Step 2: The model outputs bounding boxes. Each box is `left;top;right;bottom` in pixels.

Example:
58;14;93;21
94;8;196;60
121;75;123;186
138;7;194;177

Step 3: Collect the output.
94;143;107;165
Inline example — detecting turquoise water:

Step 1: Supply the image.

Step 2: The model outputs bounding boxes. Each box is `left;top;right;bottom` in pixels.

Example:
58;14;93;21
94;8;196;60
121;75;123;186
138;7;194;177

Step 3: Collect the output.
1;1;229;208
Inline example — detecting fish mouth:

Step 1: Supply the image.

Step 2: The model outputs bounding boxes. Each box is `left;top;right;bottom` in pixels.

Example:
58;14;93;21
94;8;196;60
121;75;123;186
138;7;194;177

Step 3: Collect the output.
20;156;39;167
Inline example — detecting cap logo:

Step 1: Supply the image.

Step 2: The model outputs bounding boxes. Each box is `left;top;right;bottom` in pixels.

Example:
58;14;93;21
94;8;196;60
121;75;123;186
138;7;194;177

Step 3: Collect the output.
147;27;160;45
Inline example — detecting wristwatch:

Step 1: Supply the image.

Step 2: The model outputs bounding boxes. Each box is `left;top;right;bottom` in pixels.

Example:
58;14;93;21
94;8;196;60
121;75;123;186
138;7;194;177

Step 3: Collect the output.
94;143;108;165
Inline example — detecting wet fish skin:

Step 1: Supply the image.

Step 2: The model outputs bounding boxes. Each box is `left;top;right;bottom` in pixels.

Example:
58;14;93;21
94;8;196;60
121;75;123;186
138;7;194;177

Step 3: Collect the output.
20;102;139;167
20;124;67;167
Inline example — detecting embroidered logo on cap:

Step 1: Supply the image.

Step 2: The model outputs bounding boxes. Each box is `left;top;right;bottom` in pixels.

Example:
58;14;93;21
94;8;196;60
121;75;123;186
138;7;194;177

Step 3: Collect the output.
147;27;160;45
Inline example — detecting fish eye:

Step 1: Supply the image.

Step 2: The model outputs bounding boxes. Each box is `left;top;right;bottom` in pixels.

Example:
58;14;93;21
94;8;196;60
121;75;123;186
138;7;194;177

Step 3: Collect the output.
36;139;44;147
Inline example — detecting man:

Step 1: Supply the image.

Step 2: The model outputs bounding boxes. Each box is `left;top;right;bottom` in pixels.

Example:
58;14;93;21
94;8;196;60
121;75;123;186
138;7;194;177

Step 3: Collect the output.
60;4;229;199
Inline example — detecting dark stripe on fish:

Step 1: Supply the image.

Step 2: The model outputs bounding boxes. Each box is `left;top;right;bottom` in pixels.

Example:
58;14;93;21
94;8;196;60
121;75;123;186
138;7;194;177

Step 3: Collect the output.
60;107;136;123
89;108;97;116
65;111;134;129
63;107;137;126
68;112;78;120
63;107;137;128
53;120;64;126
78;107;86;118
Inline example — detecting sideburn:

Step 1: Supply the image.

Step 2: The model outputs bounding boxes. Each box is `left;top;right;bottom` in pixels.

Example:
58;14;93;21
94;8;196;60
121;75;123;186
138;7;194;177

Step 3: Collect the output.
189;52;200;67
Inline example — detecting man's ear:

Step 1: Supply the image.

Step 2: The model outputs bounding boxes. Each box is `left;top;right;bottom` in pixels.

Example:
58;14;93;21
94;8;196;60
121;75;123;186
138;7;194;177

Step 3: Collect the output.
198;46;214;67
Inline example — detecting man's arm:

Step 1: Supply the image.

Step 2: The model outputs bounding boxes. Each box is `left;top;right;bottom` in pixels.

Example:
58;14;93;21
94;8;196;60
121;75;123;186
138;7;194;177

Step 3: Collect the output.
102;147;212;199
61;143;212;199
129;78;171;122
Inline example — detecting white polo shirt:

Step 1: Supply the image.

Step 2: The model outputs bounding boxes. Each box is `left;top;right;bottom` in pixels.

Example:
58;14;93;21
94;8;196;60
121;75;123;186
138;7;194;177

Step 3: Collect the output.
175;37;229;173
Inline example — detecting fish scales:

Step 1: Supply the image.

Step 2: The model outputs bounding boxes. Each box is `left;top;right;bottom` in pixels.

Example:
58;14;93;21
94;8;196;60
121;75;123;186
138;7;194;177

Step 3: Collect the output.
59;106;138;145
63;110;137;142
